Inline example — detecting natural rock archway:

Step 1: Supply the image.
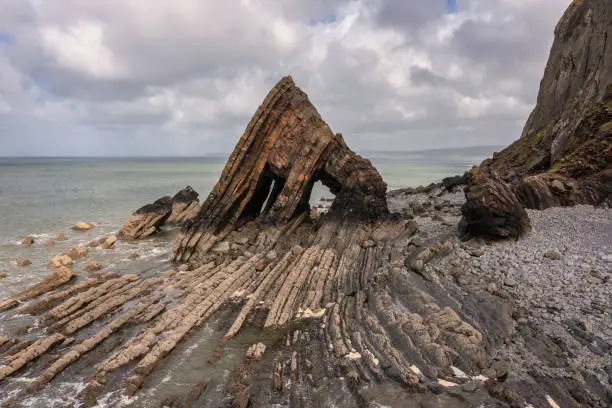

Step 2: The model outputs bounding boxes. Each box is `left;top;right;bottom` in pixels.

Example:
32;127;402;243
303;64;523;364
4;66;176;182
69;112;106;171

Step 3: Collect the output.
173;76;389;264
0;73;608;408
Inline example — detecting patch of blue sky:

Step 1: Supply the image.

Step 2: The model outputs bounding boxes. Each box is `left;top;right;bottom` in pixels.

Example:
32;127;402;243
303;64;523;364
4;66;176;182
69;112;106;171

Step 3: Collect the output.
0;32;15;44
309;14;337;26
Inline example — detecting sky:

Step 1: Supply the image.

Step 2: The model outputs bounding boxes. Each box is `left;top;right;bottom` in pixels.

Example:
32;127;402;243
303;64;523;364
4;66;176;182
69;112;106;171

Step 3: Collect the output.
0;0;568;157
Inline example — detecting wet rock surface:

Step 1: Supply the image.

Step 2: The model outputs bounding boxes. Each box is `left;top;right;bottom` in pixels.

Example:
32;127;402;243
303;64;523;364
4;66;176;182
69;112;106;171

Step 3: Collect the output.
118;196;173;240
1;74;609;408
118;186;201;240
71;222;94;232
166;186;201;225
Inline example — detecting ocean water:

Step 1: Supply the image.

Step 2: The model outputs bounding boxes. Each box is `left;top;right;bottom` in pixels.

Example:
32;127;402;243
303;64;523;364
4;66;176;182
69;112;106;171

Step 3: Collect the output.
0;145;499;407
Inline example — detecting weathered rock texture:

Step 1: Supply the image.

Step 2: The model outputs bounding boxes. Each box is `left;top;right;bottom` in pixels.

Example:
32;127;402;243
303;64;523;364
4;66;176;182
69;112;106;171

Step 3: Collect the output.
485;0;612;208
118;196;172;240
118;186;200;240
173;76;388;263
1;76;607;408
459;167;532;240
166;186;201;225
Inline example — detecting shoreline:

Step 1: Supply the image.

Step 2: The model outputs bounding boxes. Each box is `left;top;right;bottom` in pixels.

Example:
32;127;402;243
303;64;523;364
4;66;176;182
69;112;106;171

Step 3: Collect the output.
0;182;610;407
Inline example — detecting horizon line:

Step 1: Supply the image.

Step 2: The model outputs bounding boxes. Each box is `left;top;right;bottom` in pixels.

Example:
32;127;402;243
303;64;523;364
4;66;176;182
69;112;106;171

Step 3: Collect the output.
0;144;504;159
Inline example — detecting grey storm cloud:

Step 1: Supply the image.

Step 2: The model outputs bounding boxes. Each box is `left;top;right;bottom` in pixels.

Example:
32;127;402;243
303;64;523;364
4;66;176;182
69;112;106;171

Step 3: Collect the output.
0;0;568;156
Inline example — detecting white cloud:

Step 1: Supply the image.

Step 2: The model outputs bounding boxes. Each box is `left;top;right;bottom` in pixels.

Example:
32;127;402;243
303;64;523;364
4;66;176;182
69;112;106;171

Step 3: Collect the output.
41;20;127;79
0;0;569;155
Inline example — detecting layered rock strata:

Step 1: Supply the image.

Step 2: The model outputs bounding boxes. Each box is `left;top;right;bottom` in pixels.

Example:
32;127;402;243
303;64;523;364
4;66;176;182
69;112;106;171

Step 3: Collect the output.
118;186;200;239
483;0;612;209
459;167;532;240
0;74;608;408
173;76;389;264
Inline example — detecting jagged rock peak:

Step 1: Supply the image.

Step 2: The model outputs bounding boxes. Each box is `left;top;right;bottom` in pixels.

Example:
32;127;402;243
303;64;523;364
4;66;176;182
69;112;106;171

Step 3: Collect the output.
483;0;611;209
522;0;612;144
173;75;389;263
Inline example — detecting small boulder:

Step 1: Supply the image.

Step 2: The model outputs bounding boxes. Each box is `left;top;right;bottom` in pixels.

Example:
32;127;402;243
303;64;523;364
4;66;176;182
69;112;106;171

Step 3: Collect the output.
85;261;102;272
45;240;56;246
72;222;94;231
101;235;117;249
550;179;566;193
246;342;266;361
16;259;32;267
56;232;67;241
48;254;73;269
67;246;87;259
544;249;563;260
127;252;140;260
21;236;35;246
88;240;99;248
0;272;7;279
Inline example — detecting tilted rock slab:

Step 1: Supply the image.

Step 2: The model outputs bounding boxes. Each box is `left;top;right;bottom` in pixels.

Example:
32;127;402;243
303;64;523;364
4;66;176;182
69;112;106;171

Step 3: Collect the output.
173;76;388;263
0;75;605;408
118;186;201;240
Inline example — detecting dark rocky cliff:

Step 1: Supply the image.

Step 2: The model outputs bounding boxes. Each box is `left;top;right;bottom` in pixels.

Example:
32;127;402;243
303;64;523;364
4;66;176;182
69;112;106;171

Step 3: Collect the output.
484;0;611;208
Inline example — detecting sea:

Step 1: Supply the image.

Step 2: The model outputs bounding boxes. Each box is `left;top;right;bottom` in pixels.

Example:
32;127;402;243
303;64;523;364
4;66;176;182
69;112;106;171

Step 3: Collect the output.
0;145;500;407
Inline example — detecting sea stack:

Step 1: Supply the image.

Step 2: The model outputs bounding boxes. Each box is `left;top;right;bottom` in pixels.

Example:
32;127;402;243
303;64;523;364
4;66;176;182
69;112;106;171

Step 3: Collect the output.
173;76;389;263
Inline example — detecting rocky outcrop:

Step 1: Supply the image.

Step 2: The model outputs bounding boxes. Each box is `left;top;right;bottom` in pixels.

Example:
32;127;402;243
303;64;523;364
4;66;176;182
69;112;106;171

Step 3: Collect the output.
442;172;468;191
485;0;612;209
173;76;388;263
118;186;200;240
118;196;172;239
166;186;201;225
459;167;531;240
0;77;607;408
520;0;611;154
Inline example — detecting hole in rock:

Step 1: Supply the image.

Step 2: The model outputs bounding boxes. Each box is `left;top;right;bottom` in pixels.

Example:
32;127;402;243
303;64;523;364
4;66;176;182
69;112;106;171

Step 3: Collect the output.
260;179;276;215
309;181;335;215
239;170;286;221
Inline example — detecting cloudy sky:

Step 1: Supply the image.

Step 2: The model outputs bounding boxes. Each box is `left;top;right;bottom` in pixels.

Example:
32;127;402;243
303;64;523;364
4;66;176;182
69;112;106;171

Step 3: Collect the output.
0;0;568;156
